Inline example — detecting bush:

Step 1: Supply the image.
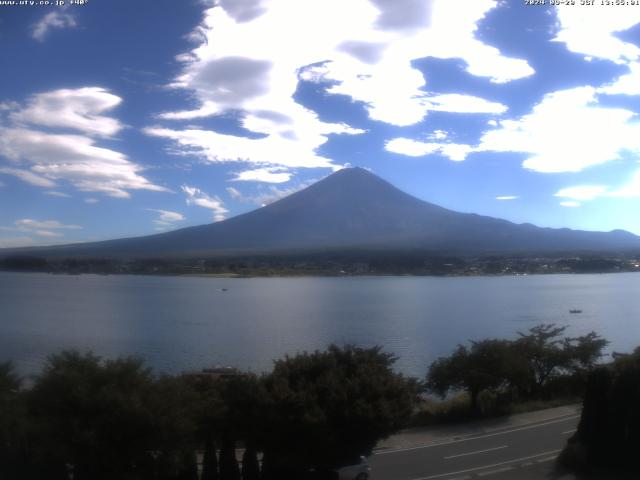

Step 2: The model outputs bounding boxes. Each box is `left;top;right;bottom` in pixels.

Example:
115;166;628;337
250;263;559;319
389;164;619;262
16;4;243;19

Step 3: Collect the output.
559;347;640;474
425;324;608;415
261;345;418;478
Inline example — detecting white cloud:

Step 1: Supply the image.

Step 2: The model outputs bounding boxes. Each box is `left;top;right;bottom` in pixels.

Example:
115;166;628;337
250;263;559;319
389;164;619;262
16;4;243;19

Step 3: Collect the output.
11;88;123;137
225;179;316;206
559;201;581;208
421;94;507;114
231;167;292;183
388;84;640;170
316;0;531;124
32;230;64;238
496;195;517;200
609;170;640;198
84;198;99;204
477;86;640;172
389;83;640;170
226;186;242;199
385;138;439;157
430;130;448;140
151;209;185;223
44;190;71;198
0;127;168;198
385;137;473;161
0;237;36;248
553;5;640;64
216;0;269;23
0;218;82;239
147;209;186;228
0;102;18;110
144;125;352;170
552;169;640;204
0;167;56;187
15;219;81;230
32;10;77;42
554;185;608;201
438;143;475;162
550;0;640;203
182;185;228;221
151;0;530;180
0;88;167;198
599;62;640;96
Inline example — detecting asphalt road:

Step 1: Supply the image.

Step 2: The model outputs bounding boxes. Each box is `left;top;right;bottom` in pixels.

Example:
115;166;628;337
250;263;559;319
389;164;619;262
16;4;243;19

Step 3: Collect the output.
371;413;579;480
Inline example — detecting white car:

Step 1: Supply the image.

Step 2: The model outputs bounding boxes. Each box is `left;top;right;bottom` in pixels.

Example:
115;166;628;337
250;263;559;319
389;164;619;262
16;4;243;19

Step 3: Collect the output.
310;456;371;480
335;456;371;480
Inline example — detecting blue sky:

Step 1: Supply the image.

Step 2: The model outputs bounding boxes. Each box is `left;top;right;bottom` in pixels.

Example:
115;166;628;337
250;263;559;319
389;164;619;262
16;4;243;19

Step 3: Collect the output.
2;0;640;247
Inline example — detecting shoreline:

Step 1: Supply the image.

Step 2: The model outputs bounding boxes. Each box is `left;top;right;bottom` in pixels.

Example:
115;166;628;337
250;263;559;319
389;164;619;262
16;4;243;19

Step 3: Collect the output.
2;269;640;280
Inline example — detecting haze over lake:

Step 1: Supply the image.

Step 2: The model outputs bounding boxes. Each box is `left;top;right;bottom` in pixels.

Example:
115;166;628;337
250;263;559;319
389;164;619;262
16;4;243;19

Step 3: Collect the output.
2;271;639;378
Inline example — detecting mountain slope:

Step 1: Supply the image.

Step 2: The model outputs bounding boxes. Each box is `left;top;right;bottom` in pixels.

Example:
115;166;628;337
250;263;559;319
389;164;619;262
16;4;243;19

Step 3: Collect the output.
4;168;640;257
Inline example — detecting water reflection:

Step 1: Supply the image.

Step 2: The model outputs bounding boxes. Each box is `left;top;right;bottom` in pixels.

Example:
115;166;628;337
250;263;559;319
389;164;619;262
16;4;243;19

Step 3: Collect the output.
1;272;639;377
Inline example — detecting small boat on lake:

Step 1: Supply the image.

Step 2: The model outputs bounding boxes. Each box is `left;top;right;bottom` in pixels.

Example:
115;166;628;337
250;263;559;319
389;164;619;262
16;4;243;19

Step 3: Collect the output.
569;309;582;314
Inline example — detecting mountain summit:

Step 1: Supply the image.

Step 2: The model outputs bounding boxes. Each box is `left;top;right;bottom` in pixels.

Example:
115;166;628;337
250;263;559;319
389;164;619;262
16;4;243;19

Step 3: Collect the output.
6;168;640;257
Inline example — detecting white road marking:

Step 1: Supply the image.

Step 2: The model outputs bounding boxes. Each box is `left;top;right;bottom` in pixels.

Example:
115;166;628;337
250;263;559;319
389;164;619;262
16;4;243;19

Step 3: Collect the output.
477;466;513;476
375;415;579;455
409;449;562;480
444;445;508;460
535;455;558;463
562;429;576;435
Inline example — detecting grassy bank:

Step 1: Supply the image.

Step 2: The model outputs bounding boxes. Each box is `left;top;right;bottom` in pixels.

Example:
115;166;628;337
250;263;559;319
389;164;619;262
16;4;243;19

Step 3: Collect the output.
409;392;581;428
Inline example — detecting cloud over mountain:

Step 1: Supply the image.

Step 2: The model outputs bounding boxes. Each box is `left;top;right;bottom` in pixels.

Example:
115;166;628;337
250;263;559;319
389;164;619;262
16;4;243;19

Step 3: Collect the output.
150;0;531;180
0;88;167;198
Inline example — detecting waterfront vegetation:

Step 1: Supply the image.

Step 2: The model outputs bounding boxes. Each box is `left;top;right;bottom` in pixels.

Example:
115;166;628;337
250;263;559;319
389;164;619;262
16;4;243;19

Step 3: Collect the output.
0;345;416;480
0;326;634;479
3;252;640;277
559;346;640;477
422;324;608;419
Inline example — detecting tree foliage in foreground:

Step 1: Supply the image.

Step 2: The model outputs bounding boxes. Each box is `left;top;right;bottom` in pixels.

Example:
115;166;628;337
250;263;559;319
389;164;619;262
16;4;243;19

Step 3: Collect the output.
562;347;640;474
426;324;609;411
0;329;612;480
0;345;417;480
27;352;158;480
260;345;417;479
426;340;518;411
0;362;25;479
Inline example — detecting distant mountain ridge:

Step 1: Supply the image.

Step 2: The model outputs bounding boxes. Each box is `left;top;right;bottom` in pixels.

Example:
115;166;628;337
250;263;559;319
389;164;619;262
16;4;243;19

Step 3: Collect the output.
3;167;640;258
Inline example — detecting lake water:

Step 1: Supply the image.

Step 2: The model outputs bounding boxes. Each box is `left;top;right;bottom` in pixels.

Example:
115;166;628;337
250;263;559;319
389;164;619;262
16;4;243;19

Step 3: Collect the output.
1;271;639;378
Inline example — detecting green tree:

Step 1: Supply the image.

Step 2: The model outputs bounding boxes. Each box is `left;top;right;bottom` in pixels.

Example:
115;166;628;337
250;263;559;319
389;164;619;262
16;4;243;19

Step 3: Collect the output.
26;352;158;479
216;375;264;480
0;362;26;479
427;326;610;412
201;439;219;480
26;351;200;480
516;324;571;396
426;339;514;412
175;450;199;480
184;372;224;480
148;374;201;475
0;362;19;395
261;345;416;479
219;439;241;480
241;445;260;480
564;331;609;373
187;372;265;480
561;347;640;473
517;325;608;398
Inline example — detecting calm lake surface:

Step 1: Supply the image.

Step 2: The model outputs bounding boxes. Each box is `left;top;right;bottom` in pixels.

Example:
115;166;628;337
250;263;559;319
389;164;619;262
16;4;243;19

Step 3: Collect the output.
1;271;639;378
